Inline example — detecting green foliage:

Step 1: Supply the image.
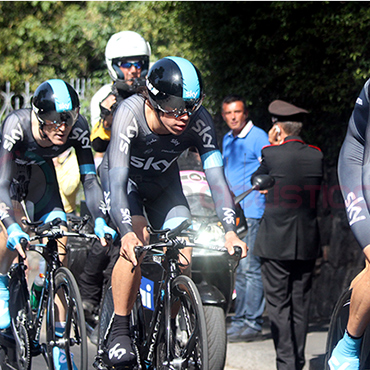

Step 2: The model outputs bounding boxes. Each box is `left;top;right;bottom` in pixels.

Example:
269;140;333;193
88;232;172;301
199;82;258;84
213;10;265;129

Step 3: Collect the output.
1;1;370;162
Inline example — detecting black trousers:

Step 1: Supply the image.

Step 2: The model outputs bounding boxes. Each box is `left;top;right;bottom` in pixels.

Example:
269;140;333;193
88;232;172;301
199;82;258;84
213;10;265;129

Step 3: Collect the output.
78;238;120;308
260;258;316;370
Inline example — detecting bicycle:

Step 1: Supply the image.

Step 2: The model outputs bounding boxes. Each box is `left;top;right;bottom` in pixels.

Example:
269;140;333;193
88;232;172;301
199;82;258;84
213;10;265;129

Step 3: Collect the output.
324;286;370;370
93;219;241;370
0;215;98;370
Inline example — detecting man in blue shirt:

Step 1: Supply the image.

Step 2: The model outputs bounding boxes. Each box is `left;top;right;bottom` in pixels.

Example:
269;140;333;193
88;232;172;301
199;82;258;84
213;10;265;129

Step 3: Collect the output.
222;94;270;341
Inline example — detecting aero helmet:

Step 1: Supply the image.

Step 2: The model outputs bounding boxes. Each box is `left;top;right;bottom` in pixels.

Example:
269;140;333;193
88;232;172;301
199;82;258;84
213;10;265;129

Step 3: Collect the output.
32;79;80;130
146;56;204;117
105;31;151;82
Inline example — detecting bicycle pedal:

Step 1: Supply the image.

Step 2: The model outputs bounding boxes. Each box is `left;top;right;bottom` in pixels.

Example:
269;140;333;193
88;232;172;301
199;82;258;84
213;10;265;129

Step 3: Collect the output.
93;356;109;370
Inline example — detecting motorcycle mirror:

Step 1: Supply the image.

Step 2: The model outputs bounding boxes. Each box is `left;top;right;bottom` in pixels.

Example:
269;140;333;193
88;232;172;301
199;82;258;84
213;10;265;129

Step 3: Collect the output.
252;174;275;191
234;175;275;205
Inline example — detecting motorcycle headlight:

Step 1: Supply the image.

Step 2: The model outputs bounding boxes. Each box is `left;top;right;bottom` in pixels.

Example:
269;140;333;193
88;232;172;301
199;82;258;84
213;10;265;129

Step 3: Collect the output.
193;223;225;256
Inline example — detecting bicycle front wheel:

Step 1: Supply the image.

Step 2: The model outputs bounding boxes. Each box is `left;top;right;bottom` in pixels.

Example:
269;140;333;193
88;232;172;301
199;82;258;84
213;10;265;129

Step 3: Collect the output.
156;275;209;370
46;267;87;370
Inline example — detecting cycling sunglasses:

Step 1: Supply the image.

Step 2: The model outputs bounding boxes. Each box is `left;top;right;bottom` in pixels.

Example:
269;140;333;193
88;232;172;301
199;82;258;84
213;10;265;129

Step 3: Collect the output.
157;94;205;118
117;60;142;69
40;109;79;128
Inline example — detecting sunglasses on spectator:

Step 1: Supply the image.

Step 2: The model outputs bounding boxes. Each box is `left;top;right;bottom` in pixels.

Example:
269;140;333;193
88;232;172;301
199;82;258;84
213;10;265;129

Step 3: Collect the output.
117;61;142;69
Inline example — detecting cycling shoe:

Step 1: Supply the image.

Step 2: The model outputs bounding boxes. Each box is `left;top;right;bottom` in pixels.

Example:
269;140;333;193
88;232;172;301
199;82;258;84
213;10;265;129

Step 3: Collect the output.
328;332;361;370
53;347;78;370
104;335;136;367
0;275;10;329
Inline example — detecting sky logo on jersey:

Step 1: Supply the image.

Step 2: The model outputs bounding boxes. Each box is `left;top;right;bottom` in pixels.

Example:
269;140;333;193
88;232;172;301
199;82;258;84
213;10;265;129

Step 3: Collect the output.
140;276;154;311
345;192;366;226
3;123;23;152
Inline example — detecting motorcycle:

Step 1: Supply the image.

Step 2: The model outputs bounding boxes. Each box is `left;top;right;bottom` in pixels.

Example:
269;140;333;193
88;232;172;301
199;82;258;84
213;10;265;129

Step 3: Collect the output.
179;170;274;370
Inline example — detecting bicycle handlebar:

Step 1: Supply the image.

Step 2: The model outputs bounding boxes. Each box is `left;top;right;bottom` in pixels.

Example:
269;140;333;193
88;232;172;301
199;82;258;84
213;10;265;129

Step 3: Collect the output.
23;217;98;242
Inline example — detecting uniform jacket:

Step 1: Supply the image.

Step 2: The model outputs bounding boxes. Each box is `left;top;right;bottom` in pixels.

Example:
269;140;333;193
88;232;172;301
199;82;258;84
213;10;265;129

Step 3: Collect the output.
252;136;323;260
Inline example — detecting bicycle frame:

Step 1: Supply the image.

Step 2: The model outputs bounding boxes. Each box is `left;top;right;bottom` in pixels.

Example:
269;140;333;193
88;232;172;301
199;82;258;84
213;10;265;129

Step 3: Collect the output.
1;216;98;370
133;249;178;366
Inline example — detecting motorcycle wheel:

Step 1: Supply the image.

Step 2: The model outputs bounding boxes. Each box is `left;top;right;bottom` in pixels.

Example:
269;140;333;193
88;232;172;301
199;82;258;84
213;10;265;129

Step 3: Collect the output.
204;306;226;370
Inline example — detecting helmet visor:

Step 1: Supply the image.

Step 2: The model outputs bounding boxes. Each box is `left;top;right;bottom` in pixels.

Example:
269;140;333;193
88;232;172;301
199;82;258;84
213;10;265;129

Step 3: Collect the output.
156;94;205;118
37;108;79;128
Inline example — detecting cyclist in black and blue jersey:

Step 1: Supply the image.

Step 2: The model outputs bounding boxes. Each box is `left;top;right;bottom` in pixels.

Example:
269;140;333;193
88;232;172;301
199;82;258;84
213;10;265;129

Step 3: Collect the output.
0;79;116;369
329;78;370;370
100;56;248;367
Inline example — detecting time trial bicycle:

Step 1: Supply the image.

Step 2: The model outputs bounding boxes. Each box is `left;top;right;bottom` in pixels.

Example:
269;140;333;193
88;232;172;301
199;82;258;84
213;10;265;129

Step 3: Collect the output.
0;215;98;370
93;219;241;370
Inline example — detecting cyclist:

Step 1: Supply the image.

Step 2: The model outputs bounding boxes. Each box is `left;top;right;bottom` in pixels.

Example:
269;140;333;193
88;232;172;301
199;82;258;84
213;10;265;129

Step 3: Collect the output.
329;78;370;370
99;56;248;367
0;79;116;369
79;30;151;326
90;30;151;164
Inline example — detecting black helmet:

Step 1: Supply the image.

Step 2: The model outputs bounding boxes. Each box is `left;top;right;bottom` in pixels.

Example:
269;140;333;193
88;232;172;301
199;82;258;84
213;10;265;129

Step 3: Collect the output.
146;56;204;117
32;79;80;128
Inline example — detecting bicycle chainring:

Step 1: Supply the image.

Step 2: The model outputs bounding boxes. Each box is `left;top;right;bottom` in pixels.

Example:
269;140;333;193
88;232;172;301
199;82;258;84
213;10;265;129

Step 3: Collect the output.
12;313;31;370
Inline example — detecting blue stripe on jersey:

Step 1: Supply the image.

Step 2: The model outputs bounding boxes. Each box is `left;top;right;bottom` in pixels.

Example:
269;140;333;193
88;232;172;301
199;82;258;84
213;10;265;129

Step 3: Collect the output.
79;164;96;175
40;210;67;224
201;150;223;169
48;79;72;112
166;57;200;101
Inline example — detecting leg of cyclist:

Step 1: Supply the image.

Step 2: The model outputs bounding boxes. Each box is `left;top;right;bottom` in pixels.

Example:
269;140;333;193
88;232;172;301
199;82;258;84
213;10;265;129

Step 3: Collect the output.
0;199;31;330
0;224;18;330
107;215;148;366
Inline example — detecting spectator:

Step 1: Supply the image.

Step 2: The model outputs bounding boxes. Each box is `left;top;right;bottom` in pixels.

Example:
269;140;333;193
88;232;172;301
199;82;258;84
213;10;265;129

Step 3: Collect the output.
222;94;269;341
251;100;323;370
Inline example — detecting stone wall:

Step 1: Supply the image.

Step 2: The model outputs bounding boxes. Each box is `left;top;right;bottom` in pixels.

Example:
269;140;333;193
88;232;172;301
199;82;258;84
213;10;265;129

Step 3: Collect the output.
310;163;365;320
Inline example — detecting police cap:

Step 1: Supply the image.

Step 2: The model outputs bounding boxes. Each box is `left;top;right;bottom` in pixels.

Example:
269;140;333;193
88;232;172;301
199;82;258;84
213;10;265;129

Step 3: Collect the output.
268;100;308;123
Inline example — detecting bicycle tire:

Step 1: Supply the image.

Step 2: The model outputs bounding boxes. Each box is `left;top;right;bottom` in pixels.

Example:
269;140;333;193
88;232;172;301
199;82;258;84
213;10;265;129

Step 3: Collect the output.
8;262;32;370
46;267;87;370
156;275;209;370
325;287;370;370
97;283;114;353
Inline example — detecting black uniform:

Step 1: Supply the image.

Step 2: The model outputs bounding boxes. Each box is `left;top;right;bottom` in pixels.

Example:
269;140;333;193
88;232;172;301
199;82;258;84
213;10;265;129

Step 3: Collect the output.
251;136;323;370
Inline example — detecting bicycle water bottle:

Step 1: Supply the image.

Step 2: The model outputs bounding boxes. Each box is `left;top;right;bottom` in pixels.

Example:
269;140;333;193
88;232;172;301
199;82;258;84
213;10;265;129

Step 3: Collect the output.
30;258;45;310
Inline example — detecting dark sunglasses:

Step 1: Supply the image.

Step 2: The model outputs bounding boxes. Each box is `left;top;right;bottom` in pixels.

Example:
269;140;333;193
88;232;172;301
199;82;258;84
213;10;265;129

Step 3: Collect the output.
40;109;79;128
117;61;142;69
157;95;205;118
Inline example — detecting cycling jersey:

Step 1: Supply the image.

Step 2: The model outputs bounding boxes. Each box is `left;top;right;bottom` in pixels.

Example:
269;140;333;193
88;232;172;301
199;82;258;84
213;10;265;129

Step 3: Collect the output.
338;78;370;249
101;94;237;236
0;108;107;229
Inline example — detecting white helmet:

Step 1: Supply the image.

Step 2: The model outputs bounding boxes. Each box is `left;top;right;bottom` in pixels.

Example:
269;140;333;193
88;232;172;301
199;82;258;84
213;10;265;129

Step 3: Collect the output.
105;31;151;82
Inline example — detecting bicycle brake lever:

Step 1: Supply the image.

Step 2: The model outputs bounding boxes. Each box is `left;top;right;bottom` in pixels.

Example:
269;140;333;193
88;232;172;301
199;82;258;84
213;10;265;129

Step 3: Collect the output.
131;246;143;273
232;246;242;271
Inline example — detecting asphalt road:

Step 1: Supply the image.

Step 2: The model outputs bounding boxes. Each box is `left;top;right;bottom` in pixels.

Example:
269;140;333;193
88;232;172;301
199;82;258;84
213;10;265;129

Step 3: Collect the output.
224;318;329;370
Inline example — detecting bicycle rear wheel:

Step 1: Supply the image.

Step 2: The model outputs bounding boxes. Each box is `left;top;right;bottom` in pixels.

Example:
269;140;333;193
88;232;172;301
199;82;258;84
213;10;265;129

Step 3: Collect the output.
8;265;32;370
156;275;208;370
47;267;87;370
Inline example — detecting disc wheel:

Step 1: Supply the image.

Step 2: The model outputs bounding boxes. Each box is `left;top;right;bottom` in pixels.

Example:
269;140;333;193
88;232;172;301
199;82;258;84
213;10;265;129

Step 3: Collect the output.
156;275;209;370
47;267;87;370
